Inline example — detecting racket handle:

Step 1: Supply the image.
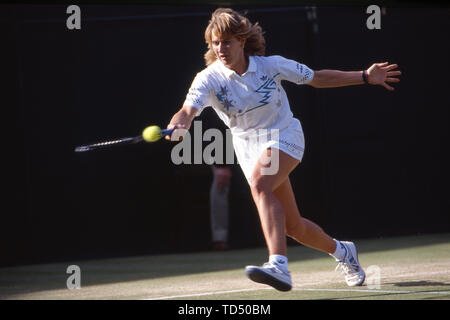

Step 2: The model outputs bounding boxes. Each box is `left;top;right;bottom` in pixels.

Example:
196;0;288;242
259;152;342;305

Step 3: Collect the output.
161;128;175;137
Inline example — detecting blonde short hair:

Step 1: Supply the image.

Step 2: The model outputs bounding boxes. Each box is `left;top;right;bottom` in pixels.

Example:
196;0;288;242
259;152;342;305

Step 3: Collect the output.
204;8;266;66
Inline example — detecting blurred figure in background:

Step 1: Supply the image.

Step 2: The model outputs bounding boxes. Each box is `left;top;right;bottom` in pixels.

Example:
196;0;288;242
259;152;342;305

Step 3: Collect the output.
210;164;232;251
199;108;234;251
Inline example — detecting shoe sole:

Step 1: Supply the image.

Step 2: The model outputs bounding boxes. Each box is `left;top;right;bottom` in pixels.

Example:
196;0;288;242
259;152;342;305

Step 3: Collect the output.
341;241;366;286
245;267;292;292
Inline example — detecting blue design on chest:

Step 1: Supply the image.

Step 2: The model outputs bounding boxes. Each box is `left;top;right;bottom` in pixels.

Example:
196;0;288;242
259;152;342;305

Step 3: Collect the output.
255;73;280;108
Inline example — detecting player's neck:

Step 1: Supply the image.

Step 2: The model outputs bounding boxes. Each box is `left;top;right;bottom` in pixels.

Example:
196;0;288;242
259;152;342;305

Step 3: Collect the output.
227;55;249;76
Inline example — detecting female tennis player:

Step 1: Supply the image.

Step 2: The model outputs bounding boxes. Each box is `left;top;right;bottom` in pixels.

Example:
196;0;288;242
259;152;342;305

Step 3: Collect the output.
166;8;401;291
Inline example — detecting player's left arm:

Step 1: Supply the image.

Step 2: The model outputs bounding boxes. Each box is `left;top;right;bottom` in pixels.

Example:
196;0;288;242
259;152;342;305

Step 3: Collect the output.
308;62;401;91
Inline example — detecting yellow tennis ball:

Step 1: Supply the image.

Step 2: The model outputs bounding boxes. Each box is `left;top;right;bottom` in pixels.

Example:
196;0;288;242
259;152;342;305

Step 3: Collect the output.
142;125;162;142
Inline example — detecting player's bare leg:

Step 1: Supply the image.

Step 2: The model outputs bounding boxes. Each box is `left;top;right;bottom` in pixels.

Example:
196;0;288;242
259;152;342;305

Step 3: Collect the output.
245;149;298;291
273;178;336;254
271;164;365;286
249;149;299;257
245;148;365;289
273;173;365;287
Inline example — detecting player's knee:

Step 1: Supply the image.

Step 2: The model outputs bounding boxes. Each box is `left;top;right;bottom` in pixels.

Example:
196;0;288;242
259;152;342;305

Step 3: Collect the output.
250;174;272;196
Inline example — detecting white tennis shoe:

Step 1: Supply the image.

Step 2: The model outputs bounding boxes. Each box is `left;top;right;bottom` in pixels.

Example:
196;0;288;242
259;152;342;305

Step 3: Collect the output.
334;241;366;286
245;262;292;291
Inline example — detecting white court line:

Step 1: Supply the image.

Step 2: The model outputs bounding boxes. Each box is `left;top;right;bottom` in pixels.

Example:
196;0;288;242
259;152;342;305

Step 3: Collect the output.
144;288;265;300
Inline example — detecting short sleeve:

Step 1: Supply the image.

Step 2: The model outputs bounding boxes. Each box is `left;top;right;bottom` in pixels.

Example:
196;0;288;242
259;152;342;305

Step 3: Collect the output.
183;72;213;113
273;55;314;85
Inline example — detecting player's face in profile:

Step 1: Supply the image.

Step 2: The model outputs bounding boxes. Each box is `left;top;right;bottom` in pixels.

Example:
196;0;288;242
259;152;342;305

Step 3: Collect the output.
211;32;244;69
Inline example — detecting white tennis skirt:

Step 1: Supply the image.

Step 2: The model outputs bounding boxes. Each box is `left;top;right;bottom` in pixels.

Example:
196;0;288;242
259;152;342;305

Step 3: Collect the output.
232;118;305;183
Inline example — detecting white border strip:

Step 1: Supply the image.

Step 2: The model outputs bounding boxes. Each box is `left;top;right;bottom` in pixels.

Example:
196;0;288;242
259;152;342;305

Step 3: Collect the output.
145;287;450;300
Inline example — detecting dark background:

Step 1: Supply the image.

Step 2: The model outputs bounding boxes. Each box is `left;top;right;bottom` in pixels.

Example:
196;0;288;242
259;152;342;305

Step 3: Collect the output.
1;4;449;267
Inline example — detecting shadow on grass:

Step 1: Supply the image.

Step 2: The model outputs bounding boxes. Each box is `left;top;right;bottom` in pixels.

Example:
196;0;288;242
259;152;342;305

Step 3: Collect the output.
322;288;450;300
390;280;450;288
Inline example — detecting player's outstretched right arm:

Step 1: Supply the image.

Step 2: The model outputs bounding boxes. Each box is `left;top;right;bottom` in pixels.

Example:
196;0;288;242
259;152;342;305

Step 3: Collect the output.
166;105;198;141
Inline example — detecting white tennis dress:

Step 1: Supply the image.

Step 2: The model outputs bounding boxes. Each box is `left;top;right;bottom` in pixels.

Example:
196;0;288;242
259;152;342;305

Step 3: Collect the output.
183;55;314;182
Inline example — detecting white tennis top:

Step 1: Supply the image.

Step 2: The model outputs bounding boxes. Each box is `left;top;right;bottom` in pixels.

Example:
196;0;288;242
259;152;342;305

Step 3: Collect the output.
184;55;314;138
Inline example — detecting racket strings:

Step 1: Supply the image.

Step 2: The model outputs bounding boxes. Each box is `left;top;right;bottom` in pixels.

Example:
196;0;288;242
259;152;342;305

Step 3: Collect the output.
92;139;128;146
75;136;141;152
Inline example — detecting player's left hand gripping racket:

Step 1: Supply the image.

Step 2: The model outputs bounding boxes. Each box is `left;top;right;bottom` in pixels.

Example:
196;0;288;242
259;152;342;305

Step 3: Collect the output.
74;126;174;152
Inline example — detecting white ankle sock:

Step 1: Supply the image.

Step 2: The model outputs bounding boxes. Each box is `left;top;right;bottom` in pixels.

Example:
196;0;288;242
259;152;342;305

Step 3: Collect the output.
269;254;288;271
330;239;347;260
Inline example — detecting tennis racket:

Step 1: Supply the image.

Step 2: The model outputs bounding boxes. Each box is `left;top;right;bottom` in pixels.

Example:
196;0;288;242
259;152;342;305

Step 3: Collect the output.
75;128;174;152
